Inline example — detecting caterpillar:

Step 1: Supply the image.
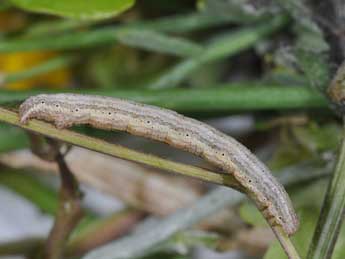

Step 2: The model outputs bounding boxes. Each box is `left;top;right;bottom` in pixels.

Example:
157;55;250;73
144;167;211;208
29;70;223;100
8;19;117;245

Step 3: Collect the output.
19;93;299;236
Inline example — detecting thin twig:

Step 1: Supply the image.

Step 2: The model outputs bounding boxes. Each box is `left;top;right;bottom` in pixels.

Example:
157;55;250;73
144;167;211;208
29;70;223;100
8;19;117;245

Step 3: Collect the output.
66;209;146;256
27;133;63;161
44;151;83;259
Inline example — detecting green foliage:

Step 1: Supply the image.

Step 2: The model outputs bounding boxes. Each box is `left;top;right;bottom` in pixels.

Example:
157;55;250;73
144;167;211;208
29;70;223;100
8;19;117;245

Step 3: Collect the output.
265;179;345;259
0;0;343;258
269;123;341;170
292;123;341;154
294;49;330;92
240;180;329;258
241;121;344;258
115;29;204;58
0;124;28;152
10;0;134;20
0;86;328;111
198;0;269;22
0;169;58;214
151;15;288;89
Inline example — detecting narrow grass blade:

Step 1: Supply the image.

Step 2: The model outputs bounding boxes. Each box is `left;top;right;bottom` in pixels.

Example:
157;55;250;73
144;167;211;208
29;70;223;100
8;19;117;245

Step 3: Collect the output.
0;85;327;112
150;15;288;89
307;125;345;259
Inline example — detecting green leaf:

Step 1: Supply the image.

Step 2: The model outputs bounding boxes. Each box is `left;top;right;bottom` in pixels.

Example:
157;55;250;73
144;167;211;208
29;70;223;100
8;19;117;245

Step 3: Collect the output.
0;169;59;215
150;15;288;89
0;124;28;153
239;200;267;227
0;86;328;112
115;29;204;57
10;0;135;20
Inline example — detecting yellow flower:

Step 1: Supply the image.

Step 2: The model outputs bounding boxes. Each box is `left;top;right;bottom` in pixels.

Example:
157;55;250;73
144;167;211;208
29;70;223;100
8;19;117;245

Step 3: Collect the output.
0;51;71;90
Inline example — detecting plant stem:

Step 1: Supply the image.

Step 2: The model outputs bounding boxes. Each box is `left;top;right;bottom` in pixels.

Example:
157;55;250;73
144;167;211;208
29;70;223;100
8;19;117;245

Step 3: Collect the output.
307;122;345;259
0;107;239;188
273;226;301;259
44;153;83;259
66;209;146;256
0;85;328;111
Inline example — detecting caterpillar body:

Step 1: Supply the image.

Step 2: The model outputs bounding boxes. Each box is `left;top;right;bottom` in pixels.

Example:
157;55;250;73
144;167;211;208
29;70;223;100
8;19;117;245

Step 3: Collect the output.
19;93;299;236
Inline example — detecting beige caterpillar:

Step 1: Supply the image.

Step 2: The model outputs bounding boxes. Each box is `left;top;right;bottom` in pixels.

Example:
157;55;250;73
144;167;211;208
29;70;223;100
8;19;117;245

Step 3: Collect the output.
19;93;299;236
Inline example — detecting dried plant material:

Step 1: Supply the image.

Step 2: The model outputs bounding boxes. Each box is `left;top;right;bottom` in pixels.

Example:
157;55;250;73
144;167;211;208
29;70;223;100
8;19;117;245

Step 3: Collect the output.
0;147;202;215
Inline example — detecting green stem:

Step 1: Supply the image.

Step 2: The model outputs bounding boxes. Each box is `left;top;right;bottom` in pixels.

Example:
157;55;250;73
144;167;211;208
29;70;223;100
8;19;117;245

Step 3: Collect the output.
307;123;345;259
0;107;238;188
0;85;328;111
273;226;301;259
